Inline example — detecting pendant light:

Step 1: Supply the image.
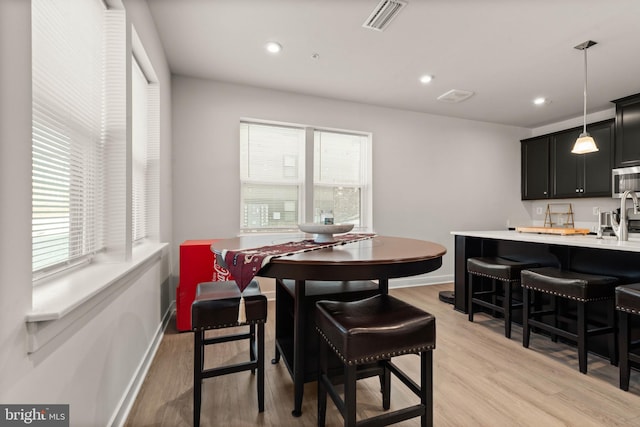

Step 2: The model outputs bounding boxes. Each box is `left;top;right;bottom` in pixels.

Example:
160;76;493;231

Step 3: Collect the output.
572;40;599;154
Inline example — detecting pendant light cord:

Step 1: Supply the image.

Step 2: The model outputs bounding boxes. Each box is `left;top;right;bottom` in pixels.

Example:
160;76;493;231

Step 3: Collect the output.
583;47;588;135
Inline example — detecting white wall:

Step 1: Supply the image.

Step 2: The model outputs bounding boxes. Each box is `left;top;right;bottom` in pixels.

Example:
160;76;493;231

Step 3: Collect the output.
171;77;532;285
0;1;174;425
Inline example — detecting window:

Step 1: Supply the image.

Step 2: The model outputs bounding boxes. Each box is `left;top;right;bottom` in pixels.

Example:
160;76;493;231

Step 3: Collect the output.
31;0;110;274
240;121;371;232
31;0;159;280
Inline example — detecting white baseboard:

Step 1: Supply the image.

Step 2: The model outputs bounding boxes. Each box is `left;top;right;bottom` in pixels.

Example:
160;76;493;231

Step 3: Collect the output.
108;301;175;427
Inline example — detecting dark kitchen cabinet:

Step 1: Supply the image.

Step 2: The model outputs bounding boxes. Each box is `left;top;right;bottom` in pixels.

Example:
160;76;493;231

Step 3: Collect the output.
551;120;613;198
613;93;640;168
521;136;550;200
521;119;613;200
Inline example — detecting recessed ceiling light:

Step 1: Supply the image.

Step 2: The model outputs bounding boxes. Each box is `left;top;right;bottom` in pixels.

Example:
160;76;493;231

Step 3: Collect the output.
420;74;433;84
265;41;282;54
533;97;547;105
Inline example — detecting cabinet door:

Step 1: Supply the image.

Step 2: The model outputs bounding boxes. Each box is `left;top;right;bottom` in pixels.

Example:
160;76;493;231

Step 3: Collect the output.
521;136;549;200
583;120;613;196
552;128;582;198
614;94;640;168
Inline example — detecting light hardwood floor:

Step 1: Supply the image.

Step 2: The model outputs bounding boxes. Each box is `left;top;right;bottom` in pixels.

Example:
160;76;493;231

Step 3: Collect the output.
124;284;640;426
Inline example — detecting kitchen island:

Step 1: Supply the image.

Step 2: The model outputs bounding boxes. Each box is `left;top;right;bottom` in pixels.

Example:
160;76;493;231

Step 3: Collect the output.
452;230;640;358
452;230;640;313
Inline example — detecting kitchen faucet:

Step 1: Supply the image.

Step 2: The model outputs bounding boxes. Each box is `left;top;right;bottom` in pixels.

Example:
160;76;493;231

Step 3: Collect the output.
611;190;640;241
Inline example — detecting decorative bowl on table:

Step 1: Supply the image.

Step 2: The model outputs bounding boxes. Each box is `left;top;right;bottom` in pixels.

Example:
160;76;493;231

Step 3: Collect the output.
298;223;354;243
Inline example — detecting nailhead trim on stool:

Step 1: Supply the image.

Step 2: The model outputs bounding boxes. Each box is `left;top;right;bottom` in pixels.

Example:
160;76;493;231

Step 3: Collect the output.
191;280;267;426
315;294;436;427
521;267;618;374
616;283;640;391
467;257;539;339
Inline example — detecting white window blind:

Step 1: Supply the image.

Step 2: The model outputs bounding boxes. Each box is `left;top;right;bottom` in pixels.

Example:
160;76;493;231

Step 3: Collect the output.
132;58;148;241
240;122;305;231
313;131;368;226
131;49;161;243
239;121;371;232
32;0;106;273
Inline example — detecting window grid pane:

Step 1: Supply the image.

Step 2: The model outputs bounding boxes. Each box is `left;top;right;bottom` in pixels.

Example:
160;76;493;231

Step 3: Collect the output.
240;122;370;232
313;131;367;227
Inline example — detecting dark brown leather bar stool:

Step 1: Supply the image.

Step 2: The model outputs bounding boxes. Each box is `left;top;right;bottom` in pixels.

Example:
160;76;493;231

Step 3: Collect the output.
467;257;539;338
191;280;267;426
616;283;640;391
521;267;618;374
315;294;436;427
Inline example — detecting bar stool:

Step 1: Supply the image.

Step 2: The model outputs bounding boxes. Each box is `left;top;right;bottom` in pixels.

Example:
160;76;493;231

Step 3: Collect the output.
191;280;267;426
467;257;539;338
521;267;618;374
616;283;640;391
315;294;436;427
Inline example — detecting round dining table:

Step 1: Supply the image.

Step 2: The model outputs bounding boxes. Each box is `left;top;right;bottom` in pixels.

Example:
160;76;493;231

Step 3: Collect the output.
211;234;446;416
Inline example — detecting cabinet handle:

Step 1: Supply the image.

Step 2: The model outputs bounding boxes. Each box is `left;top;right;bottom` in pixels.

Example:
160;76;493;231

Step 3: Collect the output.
543;191;547;195
575;189;579;193
580;188;584;193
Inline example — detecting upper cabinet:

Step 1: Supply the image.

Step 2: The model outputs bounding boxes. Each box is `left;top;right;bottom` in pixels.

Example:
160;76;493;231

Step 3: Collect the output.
551;120;613;198
521;119;613;200
521;135;550;200
614;93;640;168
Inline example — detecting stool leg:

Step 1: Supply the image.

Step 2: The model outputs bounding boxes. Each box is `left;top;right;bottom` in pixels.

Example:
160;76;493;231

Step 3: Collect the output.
257;323;265;412
250;324;256;374
194;330;203;427
620;311;631;391
551;296;558;343
344;364;357;427
577;301;588;374
504;281;512;339
421;350;434;427
381;361;391;410
468;272;475;322
318;338;328;427
491;279;498;318
523;288;531;348
608;301;618;366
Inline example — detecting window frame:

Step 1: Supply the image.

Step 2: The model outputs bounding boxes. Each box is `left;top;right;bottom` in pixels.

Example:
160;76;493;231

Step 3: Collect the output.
31;0;160;285
239;120;372;234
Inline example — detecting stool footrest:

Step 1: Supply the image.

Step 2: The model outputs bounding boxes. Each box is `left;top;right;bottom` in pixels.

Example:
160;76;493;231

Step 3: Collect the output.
357;405;425;427
203;332;251;346
201;360;258;379
630;352;640;364
527;318;577;341
472;298;506;314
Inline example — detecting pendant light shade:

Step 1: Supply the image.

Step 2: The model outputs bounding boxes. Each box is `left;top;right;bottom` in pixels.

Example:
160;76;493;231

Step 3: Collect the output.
572;133;598;154
572;40;598;154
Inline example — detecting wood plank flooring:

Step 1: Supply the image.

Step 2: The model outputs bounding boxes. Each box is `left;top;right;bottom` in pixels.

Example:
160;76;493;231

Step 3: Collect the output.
124;284;640;426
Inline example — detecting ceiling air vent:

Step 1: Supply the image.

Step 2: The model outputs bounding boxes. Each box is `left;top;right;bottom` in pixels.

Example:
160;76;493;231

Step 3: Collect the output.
437;89;475;103
362;0;407;31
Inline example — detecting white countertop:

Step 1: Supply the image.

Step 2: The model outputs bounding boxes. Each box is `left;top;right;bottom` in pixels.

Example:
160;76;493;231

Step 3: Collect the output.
450;230;640;253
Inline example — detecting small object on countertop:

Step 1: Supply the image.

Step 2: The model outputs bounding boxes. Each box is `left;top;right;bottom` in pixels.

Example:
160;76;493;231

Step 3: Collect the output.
515;226;590;235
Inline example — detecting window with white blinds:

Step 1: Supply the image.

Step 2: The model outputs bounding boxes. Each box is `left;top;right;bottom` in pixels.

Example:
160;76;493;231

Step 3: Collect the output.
32;0;107;274
31;0;157;280
239;122;371;232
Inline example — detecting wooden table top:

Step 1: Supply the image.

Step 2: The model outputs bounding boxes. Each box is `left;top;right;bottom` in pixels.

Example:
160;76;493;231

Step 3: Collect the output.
211;235;446;281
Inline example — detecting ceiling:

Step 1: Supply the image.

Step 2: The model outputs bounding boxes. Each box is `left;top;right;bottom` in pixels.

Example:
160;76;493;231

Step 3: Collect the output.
147;0;640;128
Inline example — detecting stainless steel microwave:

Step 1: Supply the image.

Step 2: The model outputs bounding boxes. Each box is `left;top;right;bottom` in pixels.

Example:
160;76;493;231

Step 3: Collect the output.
612;166;640;198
